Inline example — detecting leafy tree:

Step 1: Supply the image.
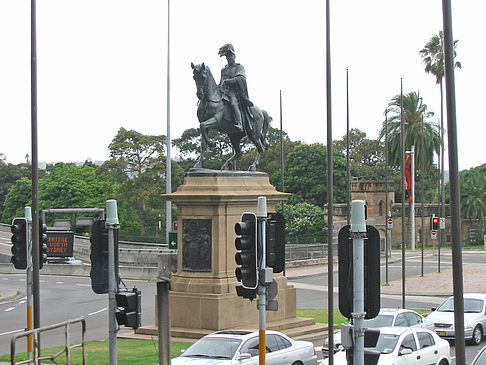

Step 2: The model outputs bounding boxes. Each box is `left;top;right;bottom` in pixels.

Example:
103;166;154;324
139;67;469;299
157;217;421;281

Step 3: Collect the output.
277;143;347;207
2;177;32;221
99;127;185;235
172;128;235;171
333;128;386;181
0;159;31;222
280;202;326;243
39;163;115;210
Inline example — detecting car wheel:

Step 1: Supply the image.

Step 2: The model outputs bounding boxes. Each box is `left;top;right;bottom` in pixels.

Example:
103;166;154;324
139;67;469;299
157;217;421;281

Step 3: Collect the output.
470;325;482;346
438;360;448;365
291;362;303;365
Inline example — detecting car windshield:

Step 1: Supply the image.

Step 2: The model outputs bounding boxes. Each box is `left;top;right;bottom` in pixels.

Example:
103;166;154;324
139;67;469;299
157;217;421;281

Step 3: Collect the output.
366;334;400;354
181;337;242;359
437;298;484;313
364;314;394;328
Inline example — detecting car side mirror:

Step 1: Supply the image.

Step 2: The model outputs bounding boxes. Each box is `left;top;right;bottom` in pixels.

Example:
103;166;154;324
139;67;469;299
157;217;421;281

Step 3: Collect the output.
180;349;186;353
236;353;252;360
431;307;437;311
337;345;344;352
399;348;413;356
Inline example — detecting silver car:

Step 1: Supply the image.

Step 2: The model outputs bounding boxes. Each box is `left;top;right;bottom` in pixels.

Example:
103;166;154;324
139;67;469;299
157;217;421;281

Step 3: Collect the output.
427;293;486;345
172;329;317;365
322;308;434;357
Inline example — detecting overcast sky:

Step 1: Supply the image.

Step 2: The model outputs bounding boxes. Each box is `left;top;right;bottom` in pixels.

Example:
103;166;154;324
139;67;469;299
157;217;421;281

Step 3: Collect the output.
0;0;484;171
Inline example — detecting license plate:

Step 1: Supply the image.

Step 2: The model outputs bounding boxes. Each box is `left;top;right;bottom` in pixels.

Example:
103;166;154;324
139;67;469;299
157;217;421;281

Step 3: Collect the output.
436;331;446;336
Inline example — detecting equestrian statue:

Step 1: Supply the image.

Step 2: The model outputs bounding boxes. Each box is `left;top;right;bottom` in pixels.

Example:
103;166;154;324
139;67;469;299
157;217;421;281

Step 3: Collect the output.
191;43;272;171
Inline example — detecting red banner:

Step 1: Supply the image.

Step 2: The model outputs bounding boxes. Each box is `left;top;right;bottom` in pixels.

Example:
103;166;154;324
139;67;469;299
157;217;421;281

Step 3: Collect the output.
405;154;412;203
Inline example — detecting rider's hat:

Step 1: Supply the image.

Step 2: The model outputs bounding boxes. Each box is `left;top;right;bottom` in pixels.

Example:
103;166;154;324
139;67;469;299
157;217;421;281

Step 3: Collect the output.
218;43;235;57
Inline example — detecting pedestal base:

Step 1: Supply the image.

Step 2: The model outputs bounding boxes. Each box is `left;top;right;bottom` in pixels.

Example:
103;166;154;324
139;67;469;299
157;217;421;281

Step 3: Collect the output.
165;169;297;331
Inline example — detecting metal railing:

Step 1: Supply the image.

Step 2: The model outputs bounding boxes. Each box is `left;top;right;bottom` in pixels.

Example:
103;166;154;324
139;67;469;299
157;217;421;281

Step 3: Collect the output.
10;318;86;365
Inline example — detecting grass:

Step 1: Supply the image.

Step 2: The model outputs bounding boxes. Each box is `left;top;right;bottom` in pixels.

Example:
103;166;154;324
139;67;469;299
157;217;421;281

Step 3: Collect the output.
0;308;431;363
0;338;190;365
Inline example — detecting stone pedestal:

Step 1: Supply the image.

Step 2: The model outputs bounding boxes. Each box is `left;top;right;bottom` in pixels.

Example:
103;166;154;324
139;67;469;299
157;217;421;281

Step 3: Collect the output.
165;169;296;331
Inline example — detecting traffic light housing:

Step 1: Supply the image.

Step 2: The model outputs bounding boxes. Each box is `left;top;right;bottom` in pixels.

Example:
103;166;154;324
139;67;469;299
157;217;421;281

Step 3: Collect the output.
11;218;28;270
90;220;119;294
234;213;258;289
266;212;286;274
338;225;381;320
431;216;439;230
39;219;48;269
115;288;141;329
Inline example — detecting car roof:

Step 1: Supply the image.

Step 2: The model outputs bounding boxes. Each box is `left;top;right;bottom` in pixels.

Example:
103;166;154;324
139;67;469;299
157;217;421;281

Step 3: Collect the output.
375;327;432;336
378;308;417;315
205;329;285;339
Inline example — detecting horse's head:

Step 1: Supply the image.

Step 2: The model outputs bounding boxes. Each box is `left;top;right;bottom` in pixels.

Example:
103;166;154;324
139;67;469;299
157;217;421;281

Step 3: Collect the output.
191;62;214;100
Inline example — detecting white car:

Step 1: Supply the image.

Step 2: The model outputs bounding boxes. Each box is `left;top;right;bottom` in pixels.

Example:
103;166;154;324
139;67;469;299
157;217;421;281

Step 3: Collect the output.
471;344;486;364
323;327;450;365
172;329;317;365
322;308;434;357
427;293;486;345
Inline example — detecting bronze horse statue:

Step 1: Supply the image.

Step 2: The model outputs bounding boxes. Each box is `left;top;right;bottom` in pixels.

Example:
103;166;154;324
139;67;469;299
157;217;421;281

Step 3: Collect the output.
191;62;272;171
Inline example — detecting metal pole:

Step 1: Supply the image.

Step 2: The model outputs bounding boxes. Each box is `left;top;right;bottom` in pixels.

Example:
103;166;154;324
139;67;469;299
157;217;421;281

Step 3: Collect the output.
30;0;41;351
346;69;350;225
410;146;415;251
325;0;334;362
437;119;441;272
165;0;172;245
106;200;119;365
421;117;425;277
157;279;171;365
385;109;389;284
442;1;465;363
279;91;285;276
25;207;33;360
351;201;367;365
400;79;406;309
257;197;267;365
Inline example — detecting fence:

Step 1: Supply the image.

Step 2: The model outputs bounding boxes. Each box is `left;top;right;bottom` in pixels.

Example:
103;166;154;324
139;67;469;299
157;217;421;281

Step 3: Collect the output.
10;318;86;365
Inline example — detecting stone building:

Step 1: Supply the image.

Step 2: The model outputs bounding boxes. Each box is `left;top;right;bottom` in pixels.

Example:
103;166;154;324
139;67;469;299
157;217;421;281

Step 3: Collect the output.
331;179;455;249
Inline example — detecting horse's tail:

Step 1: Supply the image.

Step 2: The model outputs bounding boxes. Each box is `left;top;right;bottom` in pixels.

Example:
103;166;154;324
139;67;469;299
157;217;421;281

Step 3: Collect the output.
261;110;272;149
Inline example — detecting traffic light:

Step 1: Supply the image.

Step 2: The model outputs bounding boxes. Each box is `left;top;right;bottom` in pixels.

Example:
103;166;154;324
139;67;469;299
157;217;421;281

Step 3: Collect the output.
90;220;119;294
39;219;48;269
234;213;258;289
115;288;141;329
266;212;286;274
11;218;28;270
235;285;257;301
338;225;381;319
431;216;439;230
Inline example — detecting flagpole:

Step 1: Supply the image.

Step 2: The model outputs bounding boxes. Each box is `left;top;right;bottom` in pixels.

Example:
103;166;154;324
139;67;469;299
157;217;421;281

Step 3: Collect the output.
165;0;172;244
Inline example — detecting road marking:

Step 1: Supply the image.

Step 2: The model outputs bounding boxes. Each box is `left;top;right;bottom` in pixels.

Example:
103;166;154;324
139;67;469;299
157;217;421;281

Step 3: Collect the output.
88;308;107;316
4;307;15;312
76;283;91;287
56;281;64;284
2;277;8;280
19;300;26;304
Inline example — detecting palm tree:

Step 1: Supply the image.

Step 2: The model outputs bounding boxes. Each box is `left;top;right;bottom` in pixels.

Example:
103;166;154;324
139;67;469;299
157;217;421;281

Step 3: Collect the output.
420;31;461;237
379;91;440;172
461;171;486;240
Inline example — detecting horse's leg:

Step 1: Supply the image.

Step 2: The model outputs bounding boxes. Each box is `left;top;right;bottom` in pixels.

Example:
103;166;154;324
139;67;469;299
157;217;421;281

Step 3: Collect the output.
221;134;243;170
194;130;206;168
200;118;217;148
247;113;266;171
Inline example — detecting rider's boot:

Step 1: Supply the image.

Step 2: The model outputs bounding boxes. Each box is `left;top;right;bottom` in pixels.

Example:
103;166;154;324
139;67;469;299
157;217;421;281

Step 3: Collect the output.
231;103;243;132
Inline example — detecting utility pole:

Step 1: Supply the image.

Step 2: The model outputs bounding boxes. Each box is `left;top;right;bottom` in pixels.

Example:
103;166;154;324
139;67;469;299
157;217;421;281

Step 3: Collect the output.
408;146;415;251
257;197;268;365
106;200;119;365
25;207;33;360
351;200;367;365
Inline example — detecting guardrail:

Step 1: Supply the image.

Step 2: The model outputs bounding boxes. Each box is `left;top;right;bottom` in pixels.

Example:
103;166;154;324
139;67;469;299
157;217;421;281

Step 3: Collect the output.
10;318;86;365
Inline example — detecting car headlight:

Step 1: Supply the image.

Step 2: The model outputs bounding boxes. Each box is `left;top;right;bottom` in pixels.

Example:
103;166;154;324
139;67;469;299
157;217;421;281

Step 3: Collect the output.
465;324;473;330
